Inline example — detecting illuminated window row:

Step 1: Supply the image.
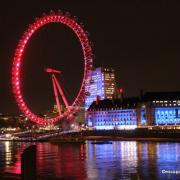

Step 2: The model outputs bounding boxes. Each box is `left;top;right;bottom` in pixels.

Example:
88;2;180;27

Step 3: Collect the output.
155;107;180;125
95;121;136;126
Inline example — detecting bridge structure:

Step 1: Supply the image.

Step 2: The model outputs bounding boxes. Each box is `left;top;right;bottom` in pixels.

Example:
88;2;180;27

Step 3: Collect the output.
0;130;81;141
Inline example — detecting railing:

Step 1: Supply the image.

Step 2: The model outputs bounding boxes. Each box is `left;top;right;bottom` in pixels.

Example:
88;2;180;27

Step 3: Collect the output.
35;130;80;140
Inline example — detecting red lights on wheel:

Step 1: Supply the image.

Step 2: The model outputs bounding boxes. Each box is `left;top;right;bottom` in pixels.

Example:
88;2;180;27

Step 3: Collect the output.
12;11;93;125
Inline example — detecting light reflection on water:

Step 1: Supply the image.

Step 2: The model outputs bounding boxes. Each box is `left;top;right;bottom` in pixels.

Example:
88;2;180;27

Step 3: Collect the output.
86;141;138;179
0;141;32;174
4;141;12;164
0;141;180;179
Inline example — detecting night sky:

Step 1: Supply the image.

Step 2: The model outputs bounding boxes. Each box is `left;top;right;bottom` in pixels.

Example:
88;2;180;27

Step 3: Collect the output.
1;0;180;114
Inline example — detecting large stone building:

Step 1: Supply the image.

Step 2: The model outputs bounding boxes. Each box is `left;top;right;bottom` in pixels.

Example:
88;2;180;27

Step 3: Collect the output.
86;92;180;130
138;92;180;126
86;98;139;130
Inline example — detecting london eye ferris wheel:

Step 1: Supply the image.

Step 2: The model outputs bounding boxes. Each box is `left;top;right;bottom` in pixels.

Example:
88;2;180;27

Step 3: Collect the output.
12;10;93;126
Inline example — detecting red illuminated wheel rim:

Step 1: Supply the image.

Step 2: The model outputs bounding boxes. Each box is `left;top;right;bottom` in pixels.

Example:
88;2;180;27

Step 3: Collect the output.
12;11;93;125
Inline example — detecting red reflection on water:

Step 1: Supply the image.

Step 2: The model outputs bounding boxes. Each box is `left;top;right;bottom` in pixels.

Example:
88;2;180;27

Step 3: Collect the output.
4;143;30;174
36;143;86;179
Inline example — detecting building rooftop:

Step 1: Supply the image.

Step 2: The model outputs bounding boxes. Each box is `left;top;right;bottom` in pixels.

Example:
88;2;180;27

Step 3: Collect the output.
87;91;180;111
88;97;140;110
142;92;180;101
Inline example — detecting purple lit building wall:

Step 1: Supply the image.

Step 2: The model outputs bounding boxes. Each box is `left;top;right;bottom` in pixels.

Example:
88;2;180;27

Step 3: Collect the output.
86;92;180;130
85;67;116;110
86;98;139;130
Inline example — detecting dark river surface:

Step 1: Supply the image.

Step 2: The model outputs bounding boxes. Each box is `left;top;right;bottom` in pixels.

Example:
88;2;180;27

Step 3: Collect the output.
0;141;180;179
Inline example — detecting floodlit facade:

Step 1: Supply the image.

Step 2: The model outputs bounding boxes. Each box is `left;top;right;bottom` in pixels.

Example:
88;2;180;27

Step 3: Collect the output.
86;92;180;130
87;109;137;130
155;107;180;125
86;98;139;130
139;92;180;126
85;67;116;109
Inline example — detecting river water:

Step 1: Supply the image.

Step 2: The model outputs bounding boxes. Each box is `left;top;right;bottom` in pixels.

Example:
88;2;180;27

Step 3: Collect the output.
0;141;180;179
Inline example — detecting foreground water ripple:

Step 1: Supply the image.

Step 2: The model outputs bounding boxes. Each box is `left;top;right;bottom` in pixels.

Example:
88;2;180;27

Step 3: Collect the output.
0;141;180;179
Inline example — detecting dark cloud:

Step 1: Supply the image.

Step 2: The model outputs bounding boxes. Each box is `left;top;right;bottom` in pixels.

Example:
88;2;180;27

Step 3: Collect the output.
1;0;180;114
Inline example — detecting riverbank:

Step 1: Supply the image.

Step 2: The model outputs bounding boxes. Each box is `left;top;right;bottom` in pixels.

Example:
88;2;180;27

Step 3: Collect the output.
1;136;180;143
0;129;180;142
49;129;180;142
86;136;180;142
49;135;180;143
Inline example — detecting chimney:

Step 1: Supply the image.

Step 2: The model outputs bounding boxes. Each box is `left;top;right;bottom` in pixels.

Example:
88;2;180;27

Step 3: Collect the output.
117;87;124;102
96;95;100;105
